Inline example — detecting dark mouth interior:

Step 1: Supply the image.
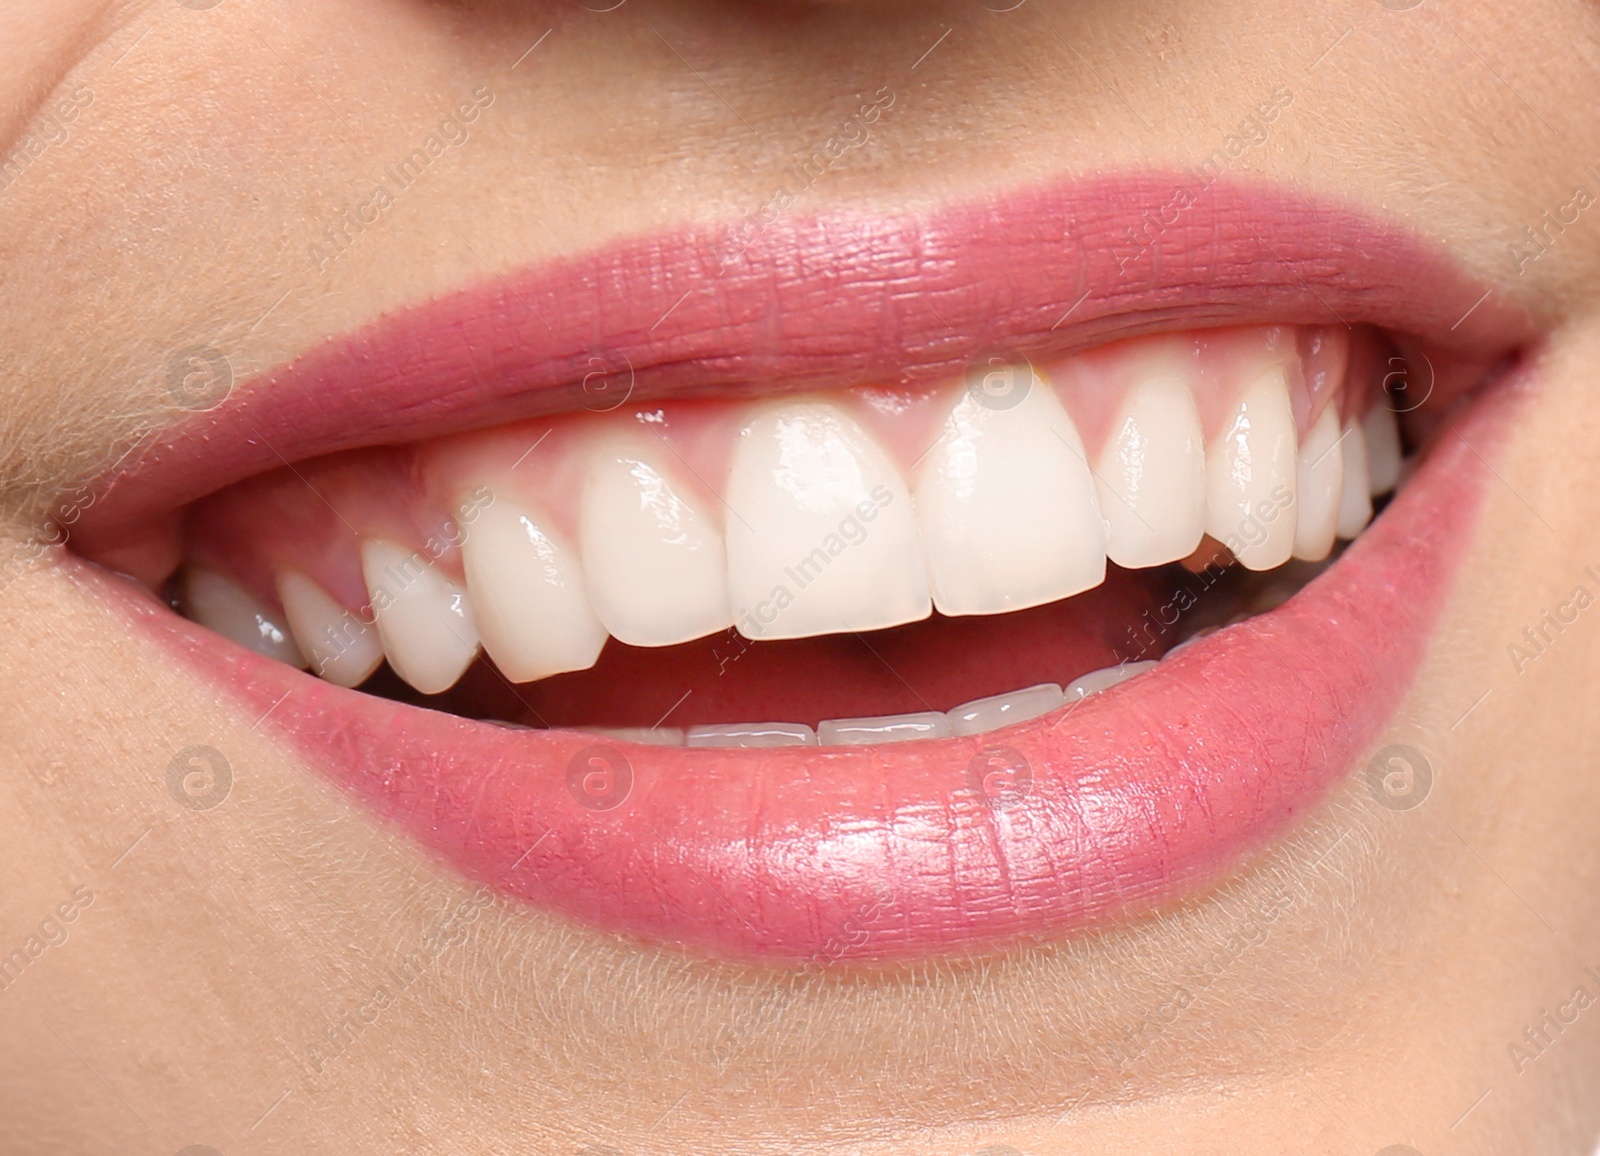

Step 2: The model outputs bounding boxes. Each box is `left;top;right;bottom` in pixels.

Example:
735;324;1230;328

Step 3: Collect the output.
353;552;1350;730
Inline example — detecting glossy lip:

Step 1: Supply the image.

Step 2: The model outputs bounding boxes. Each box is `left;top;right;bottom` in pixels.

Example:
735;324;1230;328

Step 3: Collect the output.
78;174;1529;962
78;174;1531;536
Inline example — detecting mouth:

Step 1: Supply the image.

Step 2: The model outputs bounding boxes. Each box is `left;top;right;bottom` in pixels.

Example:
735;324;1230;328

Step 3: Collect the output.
70;174;1533;964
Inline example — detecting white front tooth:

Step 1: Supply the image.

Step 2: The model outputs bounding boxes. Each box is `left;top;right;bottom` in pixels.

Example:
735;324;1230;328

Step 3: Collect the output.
1336;420;1374;539
1205;364;1298;571
461;498;609;683
183;567;306;667
685;722;817;748
818;711;952;746
1291;404;1345;563
360;540;481;694
277;570;384;687
580;442;733;647
1065;660;1157;701
915;370;1106;616
1094;370;1206;569
725;401;929;640
1362;404;1403;496
577;726;687;747
947;683;1065;737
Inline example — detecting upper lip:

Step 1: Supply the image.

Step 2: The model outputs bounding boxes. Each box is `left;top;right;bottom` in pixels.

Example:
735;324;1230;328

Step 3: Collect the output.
87;173;1531;963
79;172;1532;537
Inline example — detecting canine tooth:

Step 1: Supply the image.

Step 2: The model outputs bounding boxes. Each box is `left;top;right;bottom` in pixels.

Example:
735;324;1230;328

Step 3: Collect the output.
915;371;1106;615
577;726;686;746
685;722;817;748
460;499;609;683
818;711;953;746
277;570;384;687
1363;404;1402;496
1291;404;1345;563
1205;364;1298;571
1065;660;1156;701
1336;421;1374;539
726;402;929;640
1094;370;1206;568
183;567;306;667
361;540;481;694
948;683;1065;736
580;443;733;647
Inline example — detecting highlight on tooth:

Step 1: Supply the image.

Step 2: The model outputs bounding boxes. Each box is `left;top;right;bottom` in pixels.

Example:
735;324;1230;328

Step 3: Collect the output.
461;493;609;685
1204;363;1298;572
182;567;306;668
579;438;734;647
726;401;929;641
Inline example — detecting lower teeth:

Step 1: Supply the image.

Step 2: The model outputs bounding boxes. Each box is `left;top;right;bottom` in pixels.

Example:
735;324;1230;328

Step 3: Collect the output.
553;545;1349;749
573;656;1214;750
564;659;1152;749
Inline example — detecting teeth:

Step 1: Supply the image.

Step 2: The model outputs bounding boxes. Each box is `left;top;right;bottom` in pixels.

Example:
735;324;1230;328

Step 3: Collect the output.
199;328;1408;708
1291;403;1345;563
360;540;481;694
947;682;1065;736
1065;660;1156;701
1362;404;1402;496
725;401;930;640
1205;364;1298;571
685;722;817;748
460;498;609;682
817;711;953;746
579;440;733;647
182;567;306;667
1336;420;1374;539
1094;367;1207;569
578;726;687;746
277;570;384;688
914;370;1106;615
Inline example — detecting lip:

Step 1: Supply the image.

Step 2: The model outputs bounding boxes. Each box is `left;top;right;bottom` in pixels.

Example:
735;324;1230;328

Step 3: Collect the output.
77;174;1530;962
79;173;1530;537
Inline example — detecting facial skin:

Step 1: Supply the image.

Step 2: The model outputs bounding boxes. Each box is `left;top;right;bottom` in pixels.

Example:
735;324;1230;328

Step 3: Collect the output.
3;0;1600;1152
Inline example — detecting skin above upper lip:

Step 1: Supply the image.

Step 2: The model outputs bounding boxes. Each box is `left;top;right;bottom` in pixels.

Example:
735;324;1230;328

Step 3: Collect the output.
73;173;1534;963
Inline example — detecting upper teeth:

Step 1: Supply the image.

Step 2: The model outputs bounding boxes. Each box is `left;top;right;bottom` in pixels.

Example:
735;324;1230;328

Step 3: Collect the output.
727;401;931;638
1204;363;1300;571
1093;362;1208;570
462;498;608;684
181;326;1405;700
916;370;1106;616
361;538;481;695
580;436;734;647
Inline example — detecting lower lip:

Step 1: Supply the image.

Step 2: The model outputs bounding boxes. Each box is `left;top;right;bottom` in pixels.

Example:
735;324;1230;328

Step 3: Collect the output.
105;383;1515;964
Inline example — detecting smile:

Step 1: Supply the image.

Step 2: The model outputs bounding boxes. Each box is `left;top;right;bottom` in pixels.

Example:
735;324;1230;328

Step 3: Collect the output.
70;173;1533;964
